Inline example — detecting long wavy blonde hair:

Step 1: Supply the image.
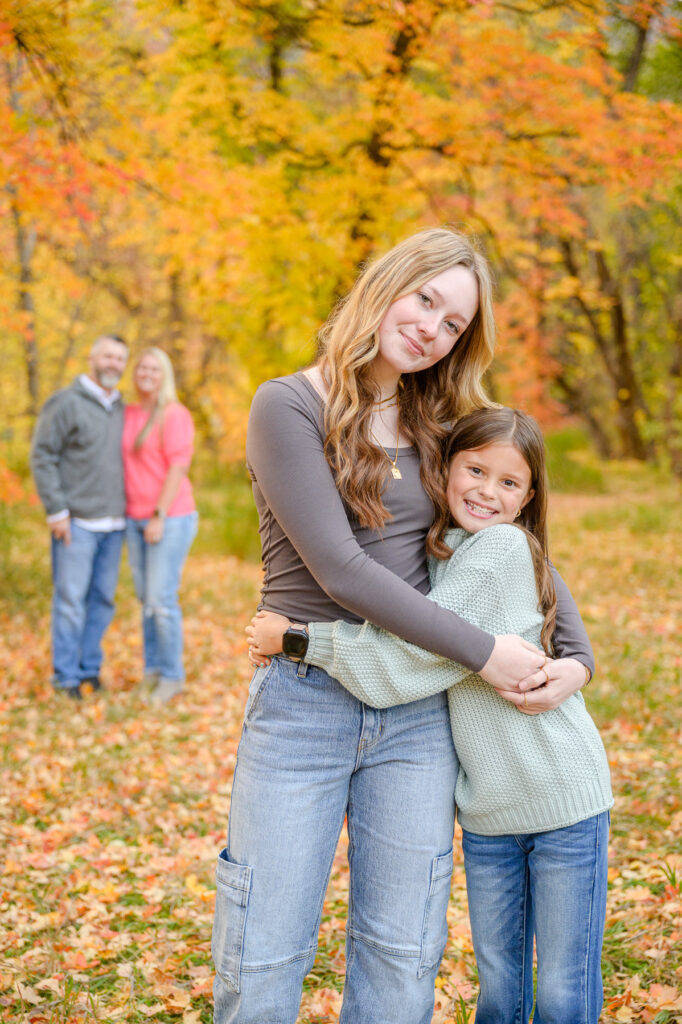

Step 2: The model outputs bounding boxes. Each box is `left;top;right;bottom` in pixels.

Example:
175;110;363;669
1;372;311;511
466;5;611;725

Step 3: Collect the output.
133;347;178;450
318;227;496;557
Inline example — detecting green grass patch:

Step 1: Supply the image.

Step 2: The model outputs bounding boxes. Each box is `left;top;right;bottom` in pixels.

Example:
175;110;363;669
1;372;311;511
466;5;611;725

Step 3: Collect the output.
545;427;606;493
193;466;261;563
581;501;672;534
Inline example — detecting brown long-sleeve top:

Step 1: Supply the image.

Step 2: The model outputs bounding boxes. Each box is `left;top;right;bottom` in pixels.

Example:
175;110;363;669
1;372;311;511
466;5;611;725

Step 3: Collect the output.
246;373;594;675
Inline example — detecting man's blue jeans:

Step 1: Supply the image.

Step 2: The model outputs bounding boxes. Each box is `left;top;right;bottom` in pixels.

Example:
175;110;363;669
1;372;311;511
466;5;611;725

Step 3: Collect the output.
212;656;458;1024
462;811;610;1024
126;513;198;683
51;525;124;690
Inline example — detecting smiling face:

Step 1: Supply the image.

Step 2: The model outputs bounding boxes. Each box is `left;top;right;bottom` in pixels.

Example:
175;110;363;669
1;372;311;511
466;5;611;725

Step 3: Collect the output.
373;265;479;387
89;338;128;392
134;353;164;400
447;442;535;533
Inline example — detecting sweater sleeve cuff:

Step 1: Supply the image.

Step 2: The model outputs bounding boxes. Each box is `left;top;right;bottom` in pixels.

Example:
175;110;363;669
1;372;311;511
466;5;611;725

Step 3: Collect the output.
306;623;336;669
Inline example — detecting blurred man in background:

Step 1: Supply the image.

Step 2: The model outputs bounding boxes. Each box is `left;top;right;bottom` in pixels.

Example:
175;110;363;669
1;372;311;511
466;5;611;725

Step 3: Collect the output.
31;335;129;699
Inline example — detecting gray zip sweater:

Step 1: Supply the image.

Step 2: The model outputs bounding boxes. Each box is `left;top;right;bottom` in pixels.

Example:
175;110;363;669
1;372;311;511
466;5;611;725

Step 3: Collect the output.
306;524;613;836
30;378;125;519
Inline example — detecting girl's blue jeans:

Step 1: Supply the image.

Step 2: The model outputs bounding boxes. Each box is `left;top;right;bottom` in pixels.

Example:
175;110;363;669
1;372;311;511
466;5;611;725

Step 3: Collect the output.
125;512;198;682
212;656;458;1024
462;811;610;1024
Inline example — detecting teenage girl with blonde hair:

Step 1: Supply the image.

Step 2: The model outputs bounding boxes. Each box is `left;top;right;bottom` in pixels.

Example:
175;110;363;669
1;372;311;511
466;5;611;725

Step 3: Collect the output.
249;407;612;1023
123;347;198;704
212;228;594;1023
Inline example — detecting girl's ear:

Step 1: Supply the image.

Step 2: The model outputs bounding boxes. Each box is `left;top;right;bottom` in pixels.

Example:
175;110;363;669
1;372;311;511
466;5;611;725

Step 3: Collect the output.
520;488;535;510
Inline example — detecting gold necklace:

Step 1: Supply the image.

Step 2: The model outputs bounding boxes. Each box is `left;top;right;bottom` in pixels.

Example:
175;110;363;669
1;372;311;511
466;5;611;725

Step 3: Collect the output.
373;390;399;408
371;400;402;480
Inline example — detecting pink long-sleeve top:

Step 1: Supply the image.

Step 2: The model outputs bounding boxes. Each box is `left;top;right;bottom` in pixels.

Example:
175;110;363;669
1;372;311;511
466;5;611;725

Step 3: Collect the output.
123;402;196;519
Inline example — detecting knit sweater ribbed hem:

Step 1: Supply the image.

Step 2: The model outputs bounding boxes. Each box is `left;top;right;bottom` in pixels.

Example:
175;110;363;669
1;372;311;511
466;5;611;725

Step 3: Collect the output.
307;624;335;665
458;784;613;837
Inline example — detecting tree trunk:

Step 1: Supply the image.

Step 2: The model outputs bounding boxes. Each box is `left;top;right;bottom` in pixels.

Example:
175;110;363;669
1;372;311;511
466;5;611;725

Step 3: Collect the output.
10;196;39;417
662;294;682;478
5;55;39;417
167;269;188;397
561;239;650;460
593;249;652;460
623;18;650;93
554;373;614;460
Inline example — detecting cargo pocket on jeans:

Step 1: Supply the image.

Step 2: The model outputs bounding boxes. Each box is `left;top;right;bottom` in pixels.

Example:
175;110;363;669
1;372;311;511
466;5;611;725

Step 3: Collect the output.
418;847;453;978
211;848;253;994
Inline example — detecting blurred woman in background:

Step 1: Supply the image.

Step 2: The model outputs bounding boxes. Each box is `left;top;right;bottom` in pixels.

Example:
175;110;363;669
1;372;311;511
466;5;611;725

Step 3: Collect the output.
122;347;198;704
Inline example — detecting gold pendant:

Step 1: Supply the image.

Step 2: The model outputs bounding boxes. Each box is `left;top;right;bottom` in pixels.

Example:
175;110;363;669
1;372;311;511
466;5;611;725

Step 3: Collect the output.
391;465;402;480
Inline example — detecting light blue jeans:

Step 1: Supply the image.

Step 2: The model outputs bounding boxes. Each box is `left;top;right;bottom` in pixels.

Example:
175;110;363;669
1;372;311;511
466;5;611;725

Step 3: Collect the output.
51;525;124;690
212;656;458;1023
462;811;610;1024
125;513;198;682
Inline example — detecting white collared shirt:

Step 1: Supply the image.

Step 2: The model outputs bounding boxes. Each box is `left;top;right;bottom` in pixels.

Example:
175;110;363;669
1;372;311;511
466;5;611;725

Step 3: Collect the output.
79;373;121;410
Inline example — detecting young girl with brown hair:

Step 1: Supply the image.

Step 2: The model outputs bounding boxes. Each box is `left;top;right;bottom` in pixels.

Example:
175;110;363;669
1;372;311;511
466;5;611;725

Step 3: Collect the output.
213;229;594;1024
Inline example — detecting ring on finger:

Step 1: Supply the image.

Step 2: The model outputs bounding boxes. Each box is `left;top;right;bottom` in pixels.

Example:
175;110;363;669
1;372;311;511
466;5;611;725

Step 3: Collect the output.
523;691;528;708
541;666;549;684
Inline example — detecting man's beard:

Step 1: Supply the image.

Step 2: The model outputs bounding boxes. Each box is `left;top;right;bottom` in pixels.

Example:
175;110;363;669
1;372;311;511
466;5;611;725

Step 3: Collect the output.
96;369;122;390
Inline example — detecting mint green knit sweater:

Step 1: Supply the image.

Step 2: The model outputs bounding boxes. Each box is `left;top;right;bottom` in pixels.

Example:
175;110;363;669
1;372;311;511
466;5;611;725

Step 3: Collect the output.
306;524;613;836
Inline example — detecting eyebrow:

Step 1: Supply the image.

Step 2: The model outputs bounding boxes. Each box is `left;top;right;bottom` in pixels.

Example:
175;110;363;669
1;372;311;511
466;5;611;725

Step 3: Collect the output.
427;285;468;325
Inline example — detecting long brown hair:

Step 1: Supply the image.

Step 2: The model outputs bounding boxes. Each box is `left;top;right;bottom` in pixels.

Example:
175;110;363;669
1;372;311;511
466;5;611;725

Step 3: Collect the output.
444;407;557;653
318;227;495;558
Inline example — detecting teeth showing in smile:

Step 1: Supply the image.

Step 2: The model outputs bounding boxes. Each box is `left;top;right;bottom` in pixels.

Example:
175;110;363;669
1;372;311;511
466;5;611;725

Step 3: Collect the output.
464;500;496;517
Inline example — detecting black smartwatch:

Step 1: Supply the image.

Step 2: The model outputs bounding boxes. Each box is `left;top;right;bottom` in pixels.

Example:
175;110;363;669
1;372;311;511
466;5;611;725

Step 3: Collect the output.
282;625;309;661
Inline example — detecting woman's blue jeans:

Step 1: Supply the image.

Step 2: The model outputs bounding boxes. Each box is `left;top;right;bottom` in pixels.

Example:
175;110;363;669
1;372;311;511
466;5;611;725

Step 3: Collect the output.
462;811;610;1024
212;656;458;1024
125;513;198;682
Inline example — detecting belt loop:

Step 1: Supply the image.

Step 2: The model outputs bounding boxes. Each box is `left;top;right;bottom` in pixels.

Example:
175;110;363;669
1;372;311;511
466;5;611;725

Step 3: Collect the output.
297;660;309;679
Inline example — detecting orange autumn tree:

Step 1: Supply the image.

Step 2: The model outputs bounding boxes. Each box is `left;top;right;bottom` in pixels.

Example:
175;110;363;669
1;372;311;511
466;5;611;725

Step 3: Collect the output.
0;0;134;435
479;1;682;461
1;0;680;468
125;0;680;460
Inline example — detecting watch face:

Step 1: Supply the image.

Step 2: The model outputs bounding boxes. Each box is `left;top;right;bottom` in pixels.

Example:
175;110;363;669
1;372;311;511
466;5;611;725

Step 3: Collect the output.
283;630;308;659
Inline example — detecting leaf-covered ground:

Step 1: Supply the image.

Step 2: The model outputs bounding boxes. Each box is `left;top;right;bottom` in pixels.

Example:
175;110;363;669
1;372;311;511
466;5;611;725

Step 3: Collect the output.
1;476;680;1023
